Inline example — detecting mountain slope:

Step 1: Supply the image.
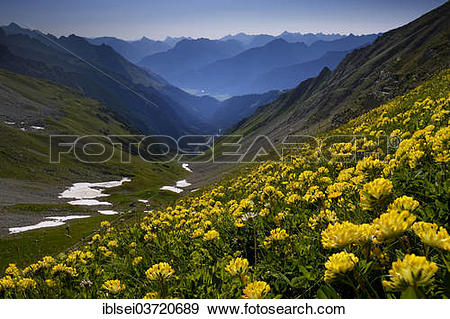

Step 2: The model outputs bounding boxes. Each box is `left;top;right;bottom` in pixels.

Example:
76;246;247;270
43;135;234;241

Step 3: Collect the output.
0;67;183;187
248;50;350;93
210;90;281;130
3;68;449;298
138;38;245;83
0;26;218;136
176;34;378;96
228;2;450;147
86;36;171;63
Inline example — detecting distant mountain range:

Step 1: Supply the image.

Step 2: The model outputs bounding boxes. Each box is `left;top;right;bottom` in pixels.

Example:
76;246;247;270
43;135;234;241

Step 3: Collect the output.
220;31;346;48
86;36;171;63
169;34;379;96
0;23;286;134
0;25;218;136
224;2;450;154
138;38;245;82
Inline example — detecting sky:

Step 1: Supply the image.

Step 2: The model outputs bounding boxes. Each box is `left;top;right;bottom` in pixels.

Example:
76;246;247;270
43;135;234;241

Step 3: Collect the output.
0;0;446;40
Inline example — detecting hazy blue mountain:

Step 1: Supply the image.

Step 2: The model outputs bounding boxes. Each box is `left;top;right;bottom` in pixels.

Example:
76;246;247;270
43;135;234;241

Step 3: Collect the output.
220;31;346;49
226;2;450;148
137;38;245;83
248;50;350;93
176;34;378;96
86;36;171;63
0;26;220;136
210;90;281;130
163;36;193;47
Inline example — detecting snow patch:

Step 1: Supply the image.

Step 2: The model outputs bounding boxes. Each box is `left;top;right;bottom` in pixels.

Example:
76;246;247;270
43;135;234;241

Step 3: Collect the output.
138;199;148;203
9;215;90;234
182;163;192;172
98;210;119;215
160;186;184;193
176;179;191;188
31;126;45;130
4;121;15;125
68;199;112;206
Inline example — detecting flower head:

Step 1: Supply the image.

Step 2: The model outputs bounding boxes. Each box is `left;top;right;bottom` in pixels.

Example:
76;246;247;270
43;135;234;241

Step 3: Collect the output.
263;228;289;246
372;209;416;242
203;230;220;241
16;278;37;290
360;178;393;210
324;252;359;283
412;222;450;251
145;262;175;281
102;280;126;294
321;222;373;249
225;258;250;277
382;254;438;290
143;291;159;299
242;281;270;299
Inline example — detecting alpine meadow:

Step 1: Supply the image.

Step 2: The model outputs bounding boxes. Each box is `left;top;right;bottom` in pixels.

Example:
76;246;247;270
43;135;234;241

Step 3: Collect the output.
0;0;449;308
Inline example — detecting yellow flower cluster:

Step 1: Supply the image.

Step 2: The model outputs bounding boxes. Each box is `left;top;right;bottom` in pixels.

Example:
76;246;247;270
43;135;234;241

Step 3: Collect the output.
372;209;416;242
225;258;250;277
321;222;372;249
242;281;270;299
51;264;78;277
324;252;359;283
412;222;450;251
263;228;289;246
102;280;126;294
203;229;220;241
145;262;175;281
360;178;393;210
382;254;438;290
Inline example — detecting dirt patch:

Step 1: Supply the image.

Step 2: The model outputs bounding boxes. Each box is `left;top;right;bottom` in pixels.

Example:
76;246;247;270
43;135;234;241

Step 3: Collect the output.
0;178;67;207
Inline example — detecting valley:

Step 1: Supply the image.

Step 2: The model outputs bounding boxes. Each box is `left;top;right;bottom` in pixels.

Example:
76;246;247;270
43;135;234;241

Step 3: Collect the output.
0;0;448;301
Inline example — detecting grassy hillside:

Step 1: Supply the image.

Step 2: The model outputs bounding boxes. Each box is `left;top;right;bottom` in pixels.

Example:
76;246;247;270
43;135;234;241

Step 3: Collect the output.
0;68;186;270
1;68;448;298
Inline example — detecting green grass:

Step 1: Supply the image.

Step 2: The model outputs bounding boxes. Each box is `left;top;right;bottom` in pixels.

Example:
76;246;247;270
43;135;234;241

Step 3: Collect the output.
0;68;189;270
0;214;118;271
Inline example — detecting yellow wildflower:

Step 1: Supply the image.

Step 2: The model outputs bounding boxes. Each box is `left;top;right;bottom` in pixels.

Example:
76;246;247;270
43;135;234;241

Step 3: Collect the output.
102;280;126;294
16;278;37;290
203;230;220;241
360;178;393;210
321;222;373;249
143;291;159;299
225;258;250;277
324;252;359;283
145;262;175;281
132;256;143;266
242;281;270;299
51;264;78;277
382;254;438;290
5;264;21;277
372;210;416;241
412;222;450;251
0;276;15;291
388;196;419;212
